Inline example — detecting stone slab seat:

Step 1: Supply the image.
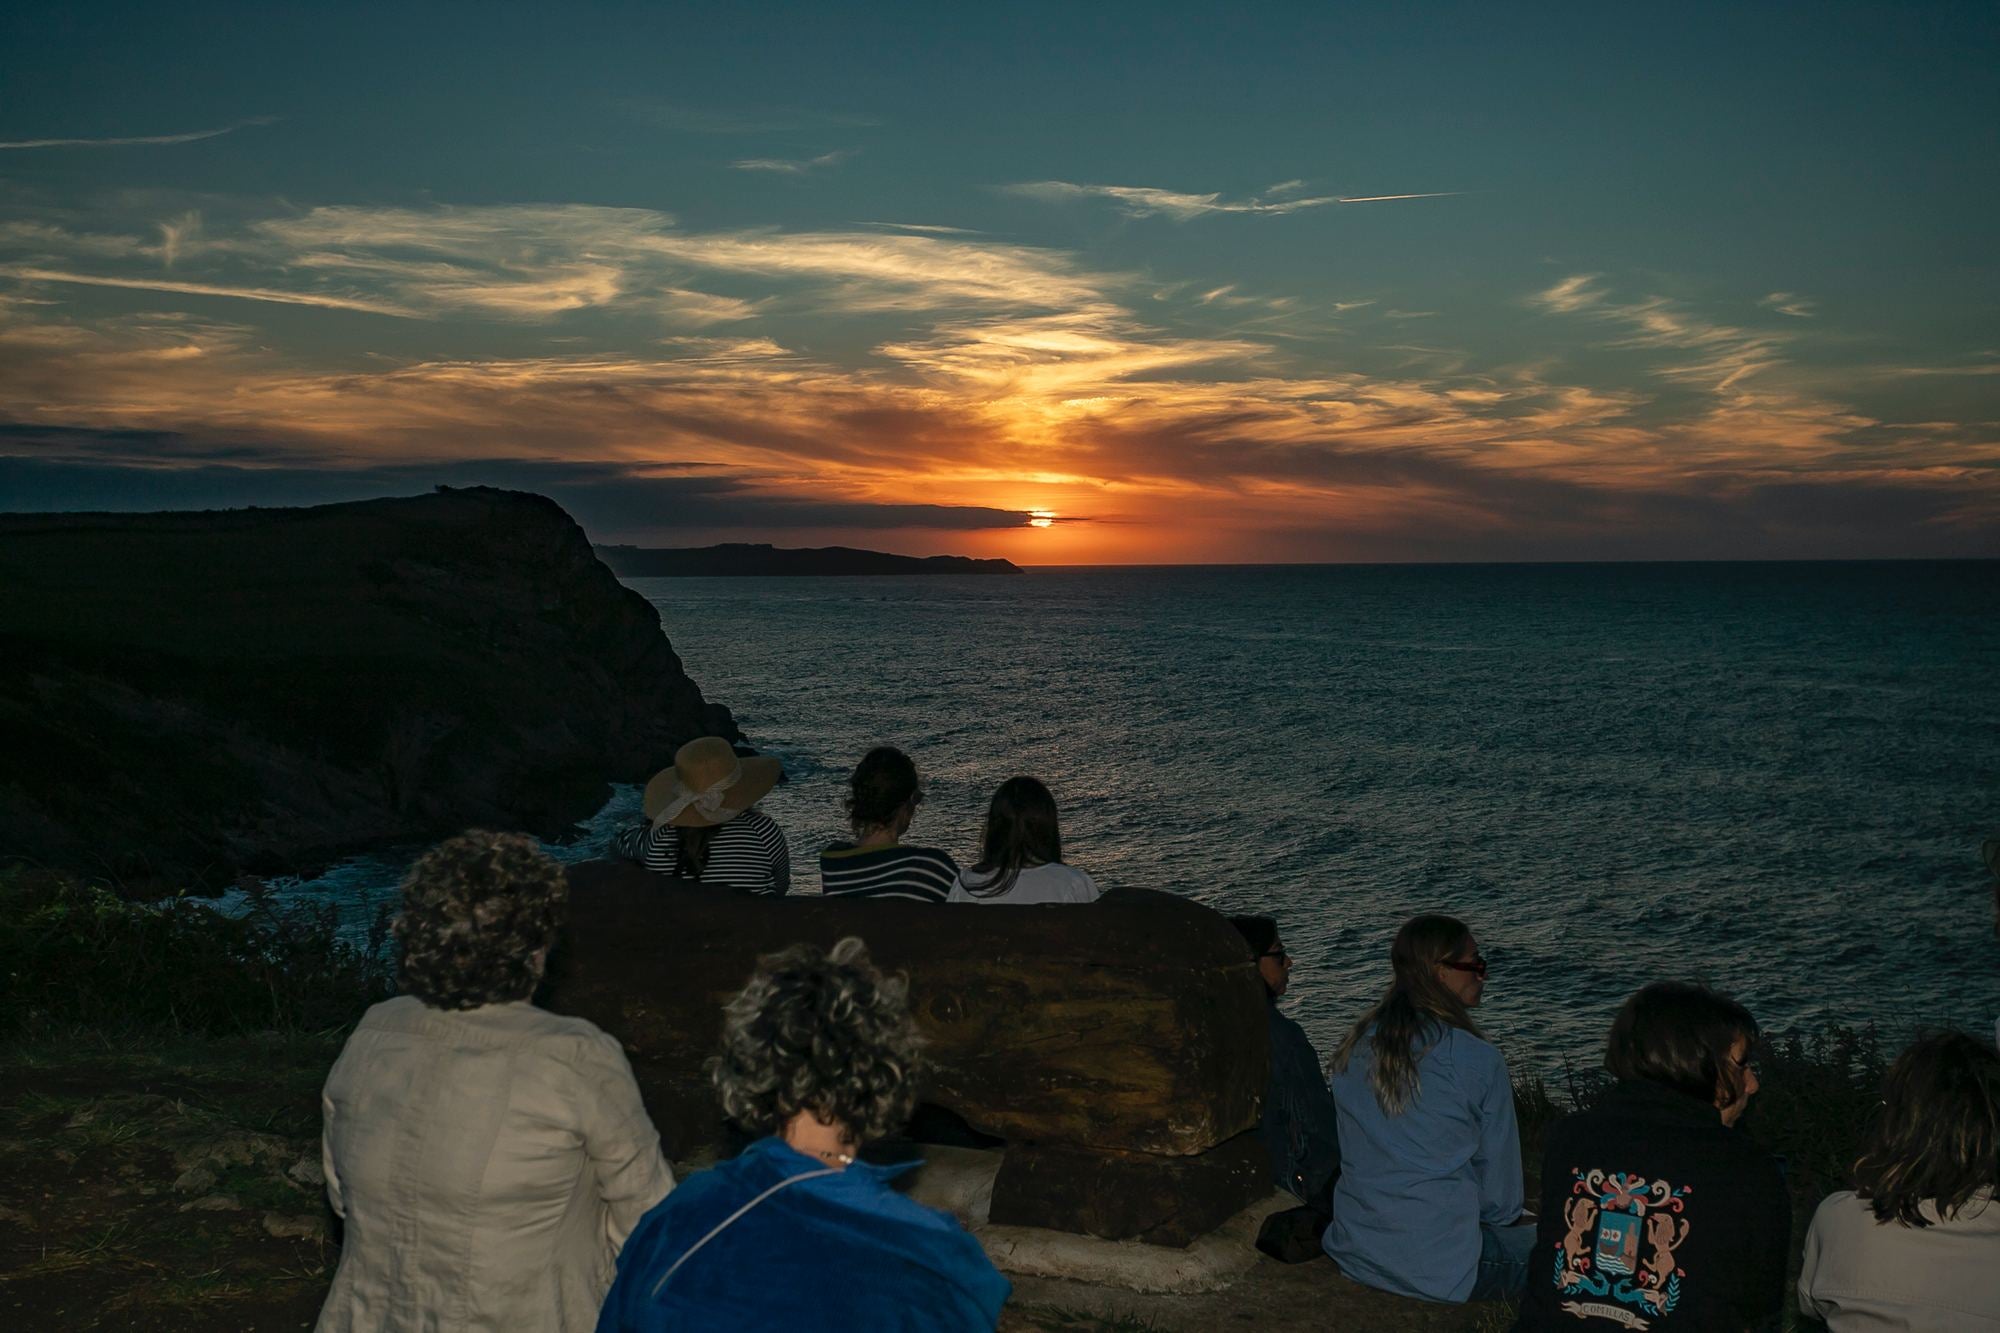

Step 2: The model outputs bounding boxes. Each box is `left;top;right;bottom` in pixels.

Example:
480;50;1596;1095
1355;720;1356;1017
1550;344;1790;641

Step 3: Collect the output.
548;859;1273;1245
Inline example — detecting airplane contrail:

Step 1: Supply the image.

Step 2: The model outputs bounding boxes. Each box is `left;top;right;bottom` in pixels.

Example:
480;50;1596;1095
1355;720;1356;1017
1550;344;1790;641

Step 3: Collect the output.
0;116;277;150
1335;191;1462;203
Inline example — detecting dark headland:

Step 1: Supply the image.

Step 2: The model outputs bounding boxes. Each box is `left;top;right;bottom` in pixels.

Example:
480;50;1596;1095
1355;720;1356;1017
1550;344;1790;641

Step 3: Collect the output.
597;542;1021;577
0;487;735;890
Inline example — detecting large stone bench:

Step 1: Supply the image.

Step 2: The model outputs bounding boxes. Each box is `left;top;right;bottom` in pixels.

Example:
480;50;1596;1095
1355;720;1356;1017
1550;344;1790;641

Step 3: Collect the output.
547;860;1273;1245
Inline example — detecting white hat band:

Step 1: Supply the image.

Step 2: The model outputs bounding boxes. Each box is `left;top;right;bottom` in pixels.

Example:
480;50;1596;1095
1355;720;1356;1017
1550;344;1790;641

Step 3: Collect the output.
650;764;742;826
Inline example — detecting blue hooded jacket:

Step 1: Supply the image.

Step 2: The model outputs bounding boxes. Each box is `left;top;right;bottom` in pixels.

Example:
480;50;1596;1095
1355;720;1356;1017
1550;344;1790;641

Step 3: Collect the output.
596;1137;1010;1332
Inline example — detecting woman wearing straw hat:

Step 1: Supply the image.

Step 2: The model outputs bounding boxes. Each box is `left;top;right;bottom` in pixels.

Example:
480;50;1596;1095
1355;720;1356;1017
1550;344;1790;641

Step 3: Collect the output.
613;737;791;895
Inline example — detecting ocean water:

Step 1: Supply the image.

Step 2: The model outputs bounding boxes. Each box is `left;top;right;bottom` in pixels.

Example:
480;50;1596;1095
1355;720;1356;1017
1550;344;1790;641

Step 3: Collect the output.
273;562;2000;1077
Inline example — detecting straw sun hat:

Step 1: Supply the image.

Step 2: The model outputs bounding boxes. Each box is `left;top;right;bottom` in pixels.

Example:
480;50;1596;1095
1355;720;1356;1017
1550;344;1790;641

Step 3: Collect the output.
642;736;783;828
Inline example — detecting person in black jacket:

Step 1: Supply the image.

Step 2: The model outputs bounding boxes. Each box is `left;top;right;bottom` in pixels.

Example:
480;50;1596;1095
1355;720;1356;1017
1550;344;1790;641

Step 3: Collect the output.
1515;982;1789;1332
1231;915;1341;1212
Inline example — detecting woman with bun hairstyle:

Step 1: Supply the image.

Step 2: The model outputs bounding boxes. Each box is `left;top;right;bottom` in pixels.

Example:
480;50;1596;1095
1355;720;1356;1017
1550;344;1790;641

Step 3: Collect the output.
1323;914;1531;1302
1798;1030;2000;1329
947;776;1098;905
819;747;960;903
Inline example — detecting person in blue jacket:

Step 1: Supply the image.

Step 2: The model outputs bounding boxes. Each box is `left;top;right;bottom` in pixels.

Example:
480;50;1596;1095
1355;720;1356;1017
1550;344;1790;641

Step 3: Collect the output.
596;936;1009;1333
1323;913;1533;1302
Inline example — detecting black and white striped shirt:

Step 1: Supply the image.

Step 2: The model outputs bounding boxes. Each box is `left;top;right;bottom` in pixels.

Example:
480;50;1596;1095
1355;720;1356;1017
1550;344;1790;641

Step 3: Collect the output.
818;843;960;903
613;808;791;895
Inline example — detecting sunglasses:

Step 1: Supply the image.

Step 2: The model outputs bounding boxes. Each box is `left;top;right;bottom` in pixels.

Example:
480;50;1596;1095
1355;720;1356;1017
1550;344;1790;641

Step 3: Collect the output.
1440;955;1489;980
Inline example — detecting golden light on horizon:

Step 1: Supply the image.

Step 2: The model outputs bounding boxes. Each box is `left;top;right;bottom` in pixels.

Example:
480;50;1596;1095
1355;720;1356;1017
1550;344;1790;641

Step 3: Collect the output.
1028;509;1057;528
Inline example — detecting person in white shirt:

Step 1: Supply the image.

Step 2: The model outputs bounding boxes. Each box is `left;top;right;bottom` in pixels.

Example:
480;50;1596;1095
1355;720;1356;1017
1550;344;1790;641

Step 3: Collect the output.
1798;1030;2000;1331
947;775;1099;905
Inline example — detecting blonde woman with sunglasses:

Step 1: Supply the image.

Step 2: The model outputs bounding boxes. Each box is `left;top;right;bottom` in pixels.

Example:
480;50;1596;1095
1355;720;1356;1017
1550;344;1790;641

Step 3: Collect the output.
1323;914;1532;1302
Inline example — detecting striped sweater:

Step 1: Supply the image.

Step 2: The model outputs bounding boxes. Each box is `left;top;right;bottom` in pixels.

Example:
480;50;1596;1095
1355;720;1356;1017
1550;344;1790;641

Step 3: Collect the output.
817;843;960;904
612;808;791;895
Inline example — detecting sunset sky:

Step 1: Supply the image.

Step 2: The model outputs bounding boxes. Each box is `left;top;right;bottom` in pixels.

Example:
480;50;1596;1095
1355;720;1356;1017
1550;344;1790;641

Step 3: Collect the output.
2;2;1995;563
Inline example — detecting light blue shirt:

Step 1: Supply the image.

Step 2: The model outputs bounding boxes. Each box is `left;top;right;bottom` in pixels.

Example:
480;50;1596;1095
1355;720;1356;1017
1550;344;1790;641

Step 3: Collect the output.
1322;1022;1522;1303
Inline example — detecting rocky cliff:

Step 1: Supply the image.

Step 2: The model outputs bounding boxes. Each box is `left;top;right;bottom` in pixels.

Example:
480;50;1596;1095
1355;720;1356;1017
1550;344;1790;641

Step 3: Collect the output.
0;488;737;890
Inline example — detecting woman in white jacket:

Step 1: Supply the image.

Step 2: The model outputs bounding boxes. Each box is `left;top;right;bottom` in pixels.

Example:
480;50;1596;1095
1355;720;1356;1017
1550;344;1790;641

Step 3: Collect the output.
316;830;674;1332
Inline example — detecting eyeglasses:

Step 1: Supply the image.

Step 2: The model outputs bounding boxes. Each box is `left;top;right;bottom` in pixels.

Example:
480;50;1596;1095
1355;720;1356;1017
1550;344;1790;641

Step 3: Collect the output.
1725;1052;1762;1078
1440;956;1489;979
1260;948;1292;966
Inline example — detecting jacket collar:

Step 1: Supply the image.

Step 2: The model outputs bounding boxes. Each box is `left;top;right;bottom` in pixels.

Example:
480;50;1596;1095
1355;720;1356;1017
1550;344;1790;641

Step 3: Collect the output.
1605;1077;1728;1127
748;1135;923;1188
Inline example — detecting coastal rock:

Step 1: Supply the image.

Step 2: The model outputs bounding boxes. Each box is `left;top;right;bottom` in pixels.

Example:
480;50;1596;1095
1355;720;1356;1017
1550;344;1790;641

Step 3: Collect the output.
178;1194;243;1212
171;1164;219;1196
548;861;1271;1241
0;487;737;889
172;1130;291;1174
551;862;1266;1157
262;1211;328;1241
986;1132;1270;1246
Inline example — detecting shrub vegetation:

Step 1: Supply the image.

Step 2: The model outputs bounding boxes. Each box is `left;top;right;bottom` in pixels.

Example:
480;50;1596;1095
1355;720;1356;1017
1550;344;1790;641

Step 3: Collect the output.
0;867;393;1039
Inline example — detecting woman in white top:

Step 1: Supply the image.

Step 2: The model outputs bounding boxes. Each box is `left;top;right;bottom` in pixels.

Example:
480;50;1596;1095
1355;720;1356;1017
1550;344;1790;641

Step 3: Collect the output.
948;775;1099;904
317;831;674;1333
1798;1030;2000;1330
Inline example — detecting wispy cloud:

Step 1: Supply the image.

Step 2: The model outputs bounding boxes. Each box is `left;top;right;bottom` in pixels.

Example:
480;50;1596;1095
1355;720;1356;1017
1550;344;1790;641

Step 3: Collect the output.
859;222;983;235
1759;291;1815;318
0;116;276;150
1531;274;1602;315
730;149;858;175
1002;179;1459;220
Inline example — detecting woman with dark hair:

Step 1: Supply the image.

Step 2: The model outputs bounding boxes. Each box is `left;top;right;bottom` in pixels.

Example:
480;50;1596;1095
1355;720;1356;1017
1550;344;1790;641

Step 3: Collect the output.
819;746;960;903
316;831;673;1333
1798;1031;2000;1328
947;776;1098;904
614;737;790;895
1231;914;1340;1213
1515;981;1789;1332
1323;914;1533;1301
597;937;1010;1332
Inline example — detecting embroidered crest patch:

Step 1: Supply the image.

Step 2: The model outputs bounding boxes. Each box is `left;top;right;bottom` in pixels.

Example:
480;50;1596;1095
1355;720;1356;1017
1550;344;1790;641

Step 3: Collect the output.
1552;1168;1692;1324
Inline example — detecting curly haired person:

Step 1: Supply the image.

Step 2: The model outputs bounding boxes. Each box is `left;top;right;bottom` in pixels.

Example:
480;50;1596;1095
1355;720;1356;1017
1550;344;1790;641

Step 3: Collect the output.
597;936;1009;1332
316;831;673;1333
